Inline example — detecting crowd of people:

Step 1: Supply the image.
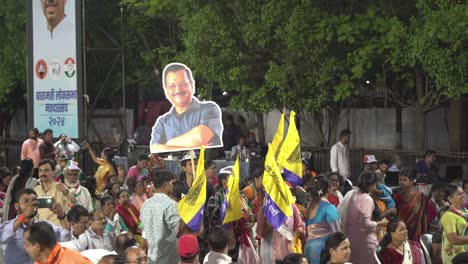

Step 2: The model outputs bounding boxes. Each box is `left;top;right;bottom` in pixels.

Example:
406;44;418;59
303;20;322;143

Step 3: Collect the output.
0;127;467;264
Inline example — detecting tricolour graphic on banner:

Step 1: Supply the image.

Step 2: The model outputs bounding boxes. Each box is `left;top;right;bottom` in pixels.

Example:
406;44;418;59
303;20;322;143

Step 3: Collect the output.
28;0;82;138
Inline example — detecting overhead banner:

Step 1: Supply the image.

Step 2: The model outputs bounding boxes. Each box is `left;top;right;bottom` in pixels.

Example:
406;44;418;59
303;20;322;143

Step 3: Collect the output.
149;62;224;153
28;0;82;138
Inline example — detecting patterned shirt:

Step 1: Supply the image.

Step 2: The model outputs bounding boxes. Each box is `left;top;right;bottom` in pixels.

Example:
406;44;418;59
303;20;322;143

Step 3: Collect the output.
140;193;180;264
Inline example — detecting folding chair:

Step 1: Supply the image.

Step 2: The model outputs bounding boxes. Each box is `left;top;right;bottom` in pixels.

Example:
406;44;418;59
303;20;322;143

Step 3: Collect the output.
420;234;433;264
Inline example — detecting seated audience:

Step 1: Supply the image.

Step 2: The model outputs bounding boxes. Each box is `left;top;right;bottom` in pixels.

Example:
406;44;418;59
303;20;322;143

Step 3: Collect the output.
276;253;308;264
78;209;115;252
61;204;90;250
99;255;125;264
129;177;147;210
0;188;70;264
379;218;422;263
319;232;351;264
23;221;93;263
123;246;148;264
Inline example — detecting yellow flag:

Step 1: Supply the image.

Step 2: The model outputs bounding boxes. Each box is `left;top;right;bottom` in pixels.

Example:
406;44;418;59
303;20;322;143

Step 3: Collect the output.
271;112;285;159
222;155;242;224
277;111;302;187
262;143;295;227
177;146;207;232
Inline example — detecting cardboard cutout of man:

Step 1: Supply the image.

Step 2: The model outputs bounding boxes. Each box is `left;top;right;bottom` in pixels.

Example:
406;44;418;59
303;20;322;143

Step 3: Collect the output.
150;63;223;153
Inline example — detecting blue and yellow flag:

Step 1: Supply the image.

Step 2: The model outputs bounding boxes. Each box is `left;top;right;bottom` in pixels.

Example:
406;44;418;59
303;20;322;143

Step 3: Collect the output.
262;143;295;229
221;155;242;224
277;111;302;187
178;147;207;232
271;112;285;159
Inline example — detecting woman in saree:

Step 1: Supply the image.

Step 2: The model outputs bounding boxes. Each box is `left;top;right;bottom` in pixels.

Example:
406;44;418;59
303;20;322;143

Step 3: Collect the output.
345;171;388;264
440;184;468;263
325;172;343;208
84;143;117;193
114;189;145;250
394;167;428;241
304;176;341;264
379;218;423;263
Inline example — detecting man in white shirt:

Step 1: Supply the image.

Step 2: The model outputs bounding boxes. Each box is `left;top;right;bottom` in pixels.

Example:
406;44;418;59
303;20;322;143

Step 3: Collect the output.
78;210;115;252
330;129;352;181
60;204;89;251
63;162;93;211
54;134;81;160
203;226;232;264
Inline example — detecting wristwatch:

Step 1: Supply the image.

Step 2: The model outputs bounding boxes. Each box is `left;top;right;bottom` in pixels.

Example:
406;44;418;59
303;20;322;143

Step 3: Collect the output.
58;213;67;220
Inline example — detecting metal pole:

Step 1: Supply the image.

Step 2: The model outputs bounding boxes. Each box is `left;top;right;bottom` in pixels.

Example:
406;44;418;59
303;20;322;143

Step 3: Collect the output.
82;0;88;140
121;5;127;140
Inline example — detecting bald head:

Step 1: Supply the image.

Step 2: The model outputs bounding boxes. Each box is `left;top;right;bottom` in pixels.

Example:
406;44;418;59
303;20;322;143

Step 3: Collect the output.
124;247;147;264
115;232;136;256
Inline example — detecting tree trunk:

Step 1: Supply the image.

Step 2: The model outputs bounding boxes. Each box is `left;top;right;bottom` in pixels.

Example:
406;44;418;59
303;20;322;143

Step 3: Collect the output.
256;112;265;144
414;68;426;151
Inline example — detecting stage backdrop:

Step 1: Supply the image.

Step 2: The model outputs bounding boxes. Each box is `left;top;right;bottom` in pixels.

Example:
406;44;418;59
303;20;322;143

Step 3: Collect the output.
27;0;82;138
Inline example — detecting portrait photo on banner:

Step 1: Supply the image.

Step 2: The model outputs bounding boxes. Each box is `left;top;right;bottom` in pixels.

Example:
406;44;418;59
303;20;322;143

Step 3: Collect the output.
149;62;224;153
30;0;80;138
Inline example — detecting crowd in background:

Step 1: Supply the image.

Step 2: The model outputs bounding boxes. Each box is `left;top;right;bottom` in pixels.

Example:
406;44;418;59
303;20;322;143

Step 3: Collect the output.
0;127;467;264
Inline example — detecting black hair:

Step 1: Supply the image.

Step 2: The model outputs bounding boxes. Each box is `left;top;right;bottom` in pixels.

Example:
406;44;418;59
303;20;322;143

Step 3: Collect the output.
430;181;446;193
452;252;468;264
0;166;13;180
204;160;215;169
307;175;329;211
88;209;104;221
462;179;468;189
163;63;194;88
339;129;351;138
320;232;348;264
43;128;53;135
102;148;118;178
252;168;264;179
399;167;416;179
152;169;173;188
115;232;137;256
327;172;341;183
137;154;149;161
107;182;121;196
445;184;461;202
30;128;39;134
100;196;115;207
379;218;402;252
218;170;231;185
38;159;56;170
208;226;228;252
115;189;129;201
357;171;378;193
424;150;436;158
25;221;57;249
99;255;125;264
15;188;38;203
172;180;189;201
67;204;89;223
275;253;307;264
379;159;391;166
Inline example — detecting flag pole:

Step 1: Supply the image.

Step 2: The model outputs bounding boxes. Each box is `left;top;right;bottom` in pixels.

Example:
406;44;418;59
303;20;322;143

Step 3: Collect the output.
190;149;196;180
